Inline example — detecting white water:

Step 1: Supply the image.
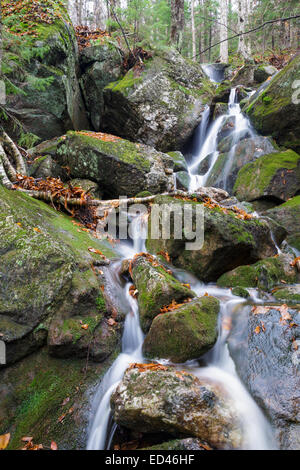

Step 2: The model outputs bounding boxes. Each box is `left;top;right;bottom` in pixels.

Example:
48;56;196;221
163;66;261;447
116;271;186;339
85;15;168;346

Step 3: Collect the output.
188;88;254;192
87;85;277;451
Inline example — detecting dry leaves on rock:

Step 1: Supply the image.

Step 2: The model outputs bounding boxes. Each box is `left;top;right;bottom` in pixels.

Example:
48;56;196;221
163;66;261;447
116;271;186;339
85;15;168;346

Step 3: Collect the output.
0;433;10;450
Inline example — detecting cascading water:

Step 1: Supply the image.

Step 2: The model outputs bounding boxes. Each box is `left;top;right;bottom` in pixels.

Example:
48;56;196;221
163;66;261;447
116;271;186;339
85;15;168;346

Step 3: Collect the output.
87;82;277;450
188;88;254;192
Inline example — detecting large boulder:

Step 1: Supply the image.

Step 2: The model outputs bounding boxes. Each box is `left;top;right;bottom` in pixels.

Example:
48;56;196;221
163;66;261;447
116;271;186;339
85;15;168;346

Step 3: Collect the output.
55;131;175;197
245;55;300;152
3;1;89;142
79;40;123;131
131;255;195;332
206;136;277;193
234;150;300;202
0;185;118;365
265;196;300;238
111;366;243;449
143;296;219;362
228;304;300;449
146;196;277;282
217;253;298;291
102;47;209;152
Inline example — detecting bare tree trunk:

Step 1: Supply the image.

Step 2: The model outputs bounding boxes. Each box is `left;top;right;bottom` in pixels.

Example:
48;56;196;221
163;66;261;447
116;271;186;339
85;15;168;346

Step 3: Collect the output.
170;0;185;52
220;0;228;63
191;0;196;60
238;0;251;60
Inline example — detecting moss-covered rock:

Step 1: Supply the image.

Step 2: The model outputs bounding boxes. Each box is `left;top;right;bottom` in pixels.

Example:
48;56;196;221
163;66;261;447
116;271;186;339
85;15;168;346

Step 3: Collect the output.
55;131;174;197
207;136;277;194
0;185;118;365
111;366;243;449
4;1;89;141
273;285;300;304
146;195;277;282
217;254;298;291
234;150;300;202
167;151;188;172
102;47;210;152
265;196;300;238
245;55;300;152
143;296;219;362
253;64;277;84
0;347;116;449
231;287;250;298
79;40;123;131
131;255;195;332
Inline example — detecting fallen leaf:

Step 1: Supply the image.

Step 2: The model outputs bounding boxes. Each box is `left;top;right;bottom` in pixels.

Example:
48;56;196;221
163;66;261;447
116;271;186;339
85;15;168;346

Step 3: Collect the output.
50;441;58;451
81;324;89;330
0;433;10;450
254;325;261;334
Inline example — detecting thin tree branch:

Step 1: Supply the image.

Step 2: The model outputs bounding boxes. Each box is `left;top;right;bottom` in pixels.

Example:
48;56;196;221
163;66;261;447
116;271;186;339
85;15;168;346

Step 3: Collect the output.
108;0;133;58
193;14;300;58
196;15;238;35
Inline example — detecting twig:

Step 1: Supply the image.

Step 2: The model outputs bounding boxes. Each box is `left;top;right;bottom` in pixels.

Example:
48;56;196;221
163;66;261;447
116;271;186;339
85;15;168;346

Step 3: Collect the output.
194;14;300;58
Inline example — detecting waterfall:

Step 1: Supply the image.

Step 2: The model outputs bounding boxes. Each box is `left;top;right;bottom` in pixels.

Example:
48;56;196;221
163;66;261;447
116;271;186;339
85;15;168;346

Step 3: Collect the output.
188;88;254;192
87;86;277;451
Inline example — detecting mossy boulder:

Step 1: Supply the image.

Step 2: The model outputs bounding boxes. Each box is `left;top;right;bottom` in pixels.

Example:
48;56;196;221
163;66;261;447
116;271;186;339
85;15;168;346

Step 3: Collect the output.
245;55;300;152
143;296;219;362
55;131;174;197
146;196;277;282
217;254;298;291
0;347;116;449
79;40;123;131
228;304;300;449
207;136;277;194
273;285;300;304
265;196;300;237
102;47;209;152
231;287;250;298
175;171;191;191
0;185;118;365
111;366;243;449
234;150;300;202
4;1;89;141
131;255;195;332
167;151;188;172
253;64;277;84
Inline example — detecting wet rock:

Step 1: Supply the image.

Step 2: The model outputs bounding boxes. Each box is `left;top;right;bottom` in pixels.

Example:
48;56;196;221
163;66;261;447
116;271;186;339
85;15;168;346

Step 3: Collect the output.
102;47;208;152
143;296;219;363
231;287;250;298
29;155;67;180
0;186;117;365
55;131;174;198
167;151;188;172
175;171;191;191
111;366;243;449
131;255;195;332
253;65;277;83
264;196;300;238
79;40;123;130
245;55;300;152
217;253;298;291
69;178;102;199
273;285;300;304
142;438;209;450
234;150;300;202
146;195;277;282
228;304;300;449
207;136;277;193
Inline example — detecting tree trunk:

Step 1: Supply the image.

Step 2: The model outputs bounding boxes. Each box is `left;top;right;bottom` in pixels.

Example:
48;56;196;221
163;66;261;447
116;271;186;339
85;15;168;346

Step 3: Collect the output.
237;0;251;60
170;0;185;52
191;0;196;60
219;0;228;63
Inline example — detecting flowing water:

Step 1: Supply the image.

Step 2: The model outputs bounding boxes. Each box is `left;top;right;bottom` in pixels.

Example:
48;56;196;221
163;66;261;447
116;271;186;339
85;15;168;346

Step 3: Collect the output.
87;80;277;450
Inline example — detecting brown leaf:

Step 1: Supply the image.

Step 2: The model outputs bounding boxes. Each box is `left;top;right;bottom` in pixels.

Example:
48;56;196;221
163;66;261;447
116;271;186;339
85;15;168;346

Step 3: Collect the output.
50;441;58;451
0;433;10;450
254;325;261;334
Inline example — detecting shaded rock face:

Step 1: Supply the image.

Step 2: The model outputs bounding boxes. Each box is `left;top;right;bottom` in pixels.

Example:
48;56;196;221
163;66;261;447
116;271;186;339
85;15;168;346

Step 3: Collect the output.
253;65;277;83
143;296;219;363
231;63;276;88
0;186;118;365
146;196;277;282
79;42;123;130
56;131;175;197
131;255;195;333
217;253;297;291
245;55;300;152
206;136;277;194
6;19;89;141
265;196;300;238
234;150;300;202
111;367;243;449
102;48;208;152
228;305;300;449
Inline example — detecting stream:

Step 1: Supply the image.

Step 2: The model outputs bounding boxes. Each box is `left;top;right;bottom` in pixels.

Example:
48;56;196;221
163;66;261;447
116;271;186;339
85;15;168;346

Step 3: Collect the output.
87;81;278;451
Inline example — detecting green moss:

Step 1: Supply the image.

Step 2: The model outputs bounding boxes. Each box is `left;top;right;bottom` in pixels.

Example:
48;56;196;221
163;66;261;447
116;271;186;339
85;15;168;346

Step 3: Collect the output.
105;69;143;96
232;286;250;298
273;288;300;303
217;265;257;288
67;131;151;172
278;195;300;209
